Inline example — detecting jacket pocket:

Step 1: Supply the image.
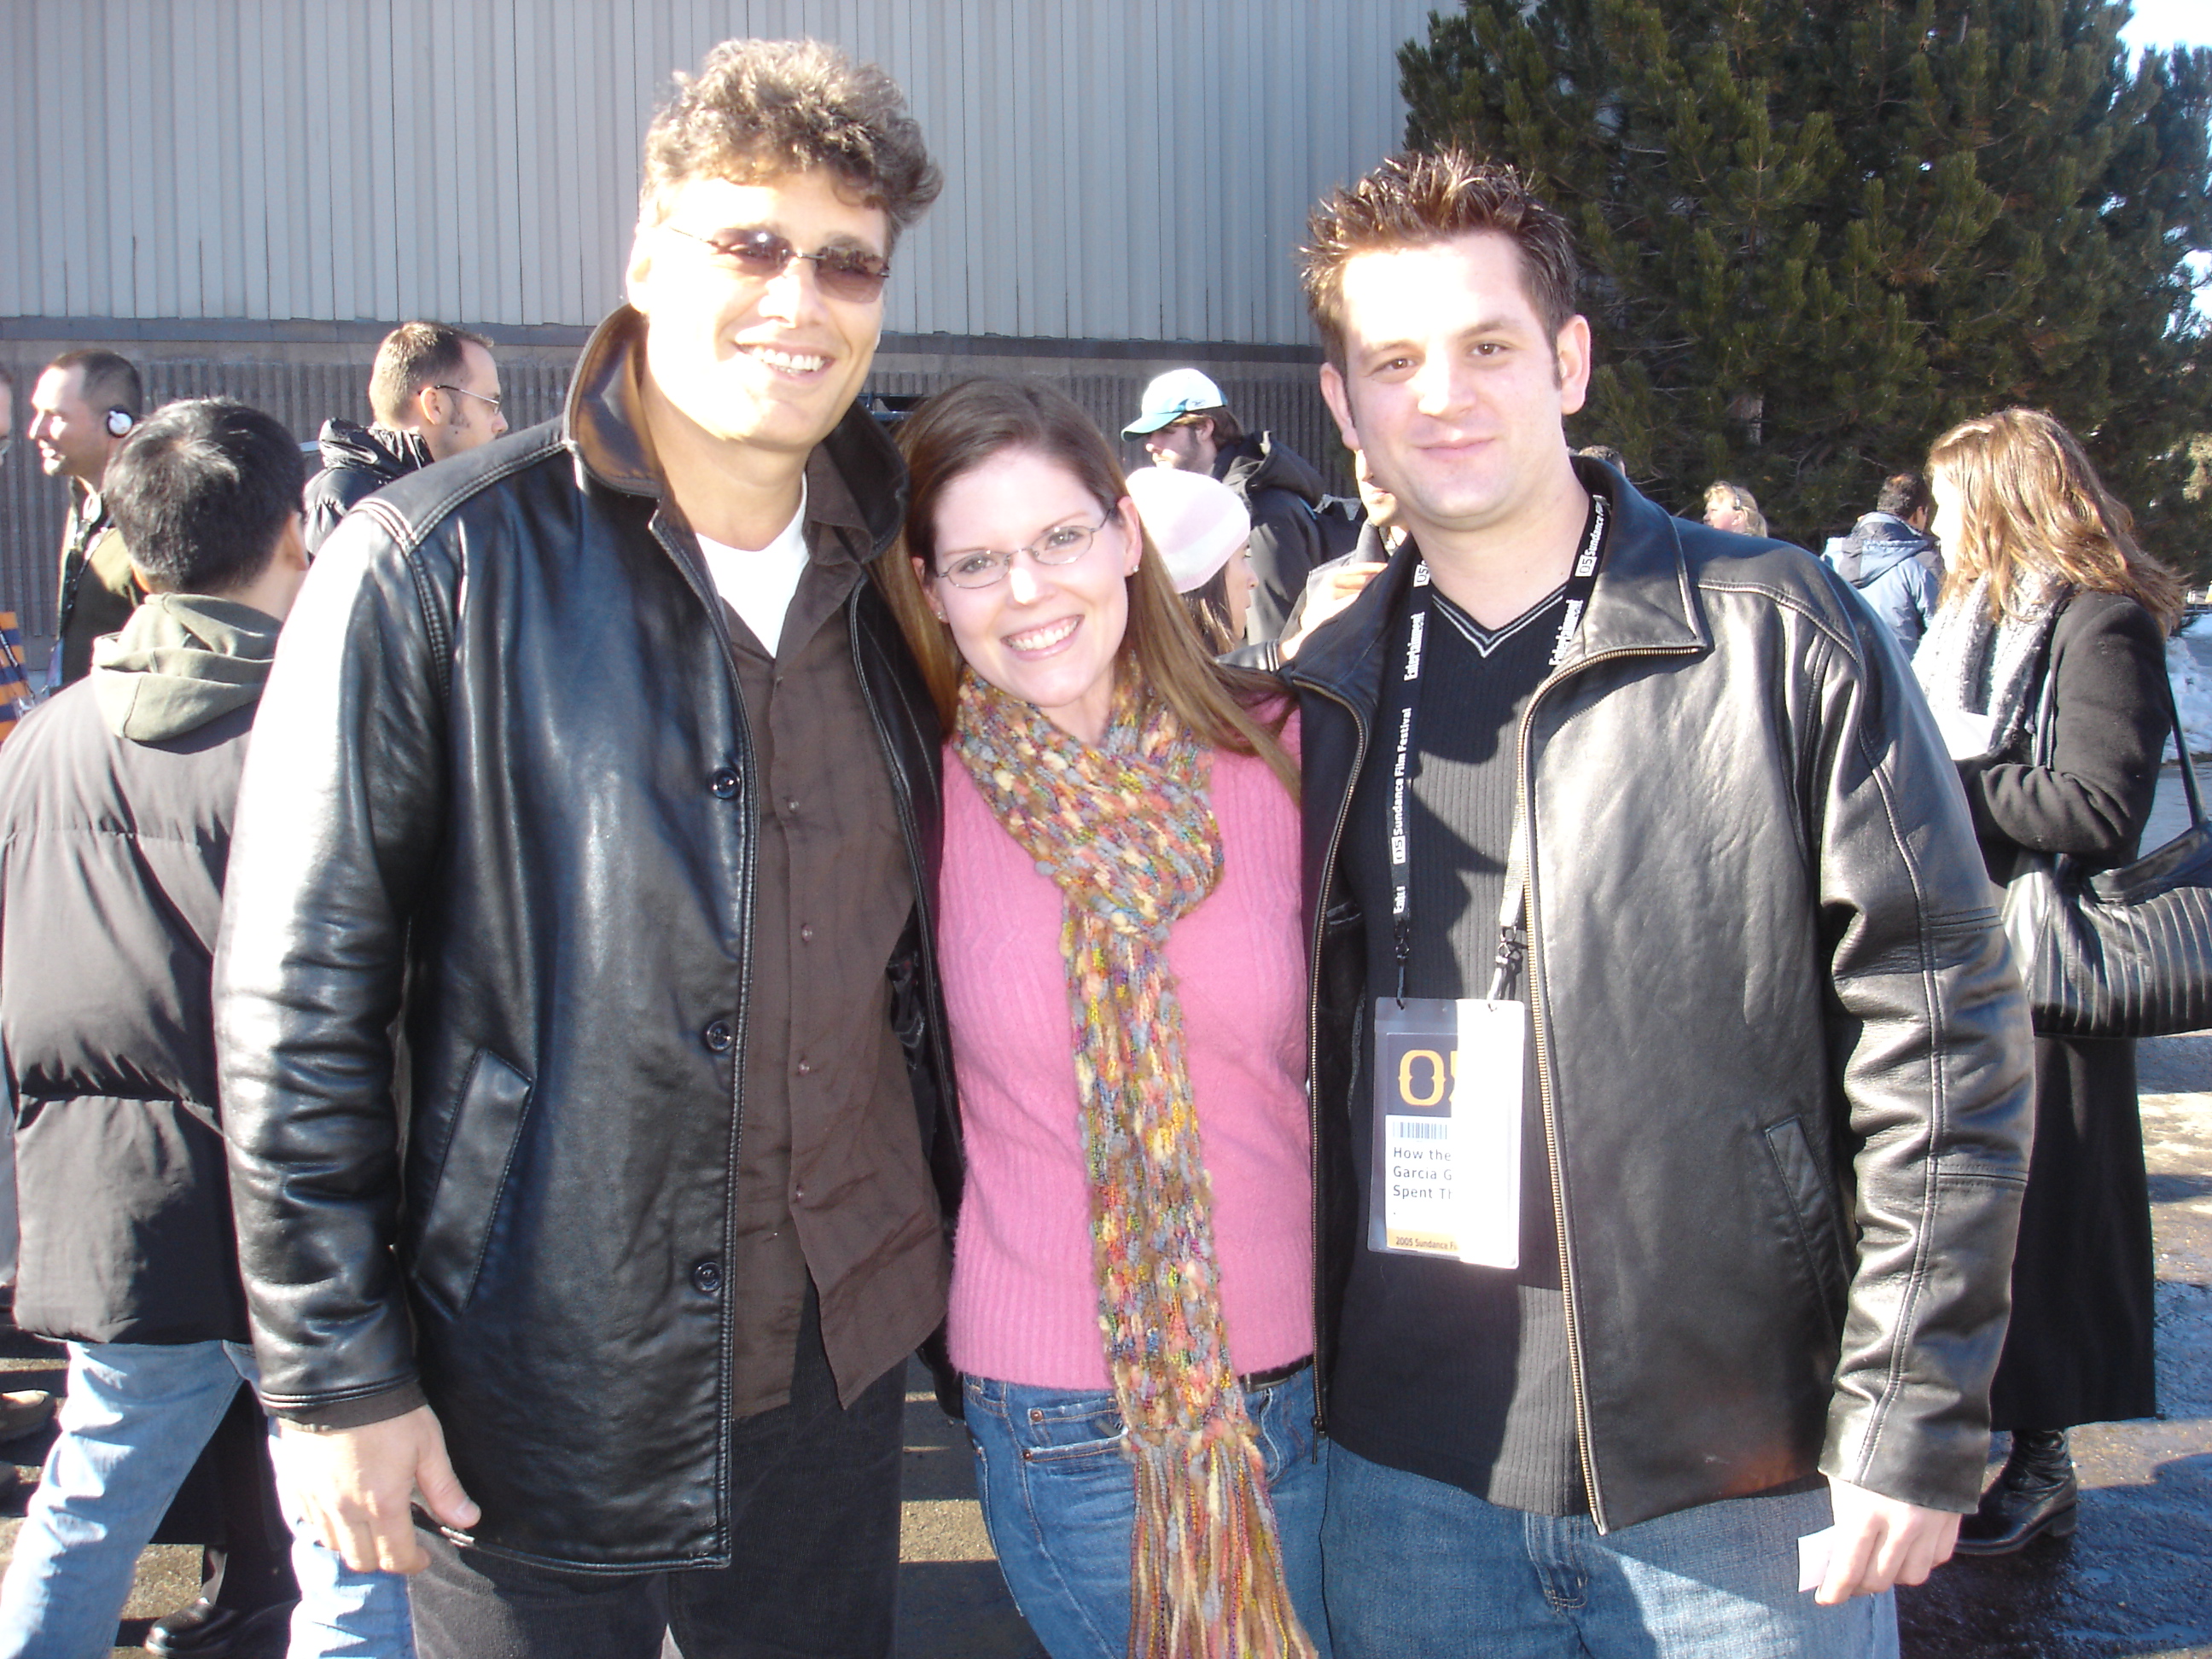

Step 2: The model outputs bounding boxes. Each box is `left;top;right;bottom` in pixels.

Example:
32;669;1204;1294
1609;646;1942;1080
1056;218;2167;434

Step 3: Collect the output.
1762;1115;1849;1313
412;1049;533;1318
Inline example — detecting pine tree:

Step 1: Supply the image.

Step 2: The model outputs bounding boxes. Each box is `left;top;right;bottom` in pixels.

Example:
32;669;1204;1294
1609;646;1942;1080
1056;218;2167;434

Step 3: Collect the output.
1400;0;2212;573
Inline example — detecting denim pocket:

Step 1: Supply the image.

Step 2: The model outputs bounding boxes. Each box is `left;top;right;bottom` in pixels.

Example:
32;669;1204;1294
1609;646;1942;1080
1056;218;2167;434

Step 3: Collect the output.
1012;1394;1127;1464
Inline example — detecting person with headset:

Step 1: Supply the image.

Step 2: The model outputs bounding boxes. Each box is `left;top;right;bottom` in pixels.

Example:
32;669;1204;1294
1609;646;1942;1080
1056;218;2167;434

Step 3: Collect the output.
27;350;146;690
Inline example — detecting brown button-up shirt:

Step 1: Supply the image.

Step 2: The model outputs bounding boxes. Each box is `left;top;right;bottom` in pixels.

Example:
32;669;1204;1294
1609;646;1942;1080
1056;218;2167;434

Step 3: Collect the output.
719;455;946;1416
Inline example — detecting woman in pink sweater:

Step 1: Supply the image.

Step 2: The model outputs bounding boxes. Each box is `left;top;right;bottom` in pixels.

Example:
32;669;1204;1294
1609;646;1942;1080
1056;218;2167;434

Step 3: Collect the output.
881;379;1325;1659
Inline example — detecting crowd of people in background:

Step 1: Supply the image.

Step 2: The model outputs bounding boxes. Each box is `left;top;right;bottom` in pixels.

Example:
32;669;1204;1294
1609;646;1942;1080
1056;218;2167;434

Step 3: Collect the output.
0;29;2188;1659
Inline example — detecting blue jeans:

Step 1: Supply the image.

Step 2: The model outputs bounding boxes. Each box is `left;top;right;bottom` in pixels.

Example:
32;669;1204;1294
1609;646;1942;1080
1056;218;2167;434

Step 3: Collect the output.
0;1340;416;1659
1324;1444;1898;1658
964;1365;1331;1659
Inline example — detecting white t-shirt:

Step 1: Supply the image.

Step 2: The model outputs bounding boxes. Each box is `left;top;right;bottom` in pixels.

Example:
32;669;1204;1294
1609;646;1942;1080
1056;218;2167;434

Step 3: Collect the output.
696;480;810;657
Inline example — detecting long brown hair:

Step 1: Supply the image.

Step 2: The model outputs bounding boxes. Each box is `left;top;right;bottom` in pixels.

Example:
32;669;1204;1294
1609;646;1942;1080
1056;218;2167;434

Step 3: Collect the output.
1928;408;2183;632
879;378;1296;795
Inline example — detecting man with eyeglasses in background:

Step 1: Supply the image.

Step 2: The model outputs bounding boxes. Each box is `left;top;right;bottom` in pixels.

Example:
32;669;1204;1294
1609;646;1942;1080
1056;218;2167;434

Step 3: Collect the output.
301;321;507;552
216;38;958;1659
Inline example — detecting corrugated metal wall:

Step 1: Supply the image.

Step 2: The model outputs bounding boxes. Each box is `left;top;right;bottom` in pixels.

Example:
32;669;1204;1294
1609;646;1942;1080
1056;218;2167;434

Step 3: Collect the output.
3;0;1435;342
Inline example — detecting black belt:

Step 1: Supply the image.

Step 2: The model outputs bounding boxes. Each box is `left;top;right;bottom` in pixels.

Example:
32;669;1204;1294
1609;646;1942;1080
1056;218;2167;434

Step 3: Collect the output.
1237;1356;1313;1393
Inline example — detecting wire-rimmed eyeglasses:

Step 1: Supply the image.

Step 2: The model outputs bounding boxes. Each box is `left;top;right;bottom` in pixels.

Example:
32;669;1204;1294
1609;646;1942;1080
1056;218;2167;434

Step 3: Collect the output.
934;517;1114;590
433;384;502;411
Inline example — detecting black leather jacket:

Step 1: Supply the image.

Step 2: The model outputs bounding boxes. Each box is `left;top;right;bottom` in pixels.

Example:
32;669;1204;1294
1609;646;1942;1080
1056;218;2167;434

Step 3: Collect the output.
1289;463;2033;1531
214;310;961;1570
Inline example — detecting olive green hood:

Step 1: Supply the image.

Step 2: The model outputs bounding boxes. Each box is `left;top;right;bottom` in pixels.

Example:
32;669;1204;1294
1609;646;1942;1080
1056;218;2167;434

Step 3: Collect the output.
90;593;282;742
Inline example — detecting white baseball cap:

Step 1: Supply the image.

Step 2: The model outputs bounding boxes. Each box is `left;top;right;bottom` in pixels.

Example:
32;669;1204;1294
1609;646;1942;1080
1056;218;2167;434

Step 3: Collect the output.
1122;368;1228;438
1127;467;1251;592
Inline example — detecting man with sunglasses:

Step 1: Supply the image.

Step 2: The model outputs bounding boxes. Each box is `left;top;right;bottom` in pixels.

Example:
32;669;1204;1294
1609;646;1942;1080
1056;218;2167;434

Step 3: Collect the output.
302;322;507;553
216;39;954;1658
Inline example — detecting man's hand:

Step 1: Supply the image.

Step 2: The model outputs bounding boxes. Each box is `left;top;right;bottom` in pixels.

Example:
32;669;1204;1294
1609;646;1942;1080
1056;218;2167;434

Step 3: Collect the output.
1279;561;1388;661
1816;1477;1960;1604
275;1406;480;1575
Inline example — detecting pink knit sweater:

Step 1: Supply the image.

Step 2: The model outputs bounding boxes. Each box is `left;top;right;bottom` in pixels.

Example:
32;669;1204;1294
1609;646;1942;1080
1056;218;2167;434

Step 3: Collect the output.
941;713;1311;1390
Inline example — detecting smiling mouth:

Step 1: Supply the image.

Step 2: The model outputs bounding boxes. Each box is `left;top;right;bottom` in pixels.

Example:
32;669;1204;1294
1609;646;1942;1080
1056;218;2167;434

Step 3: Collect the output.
1004;616;1080;654
743;345;830;376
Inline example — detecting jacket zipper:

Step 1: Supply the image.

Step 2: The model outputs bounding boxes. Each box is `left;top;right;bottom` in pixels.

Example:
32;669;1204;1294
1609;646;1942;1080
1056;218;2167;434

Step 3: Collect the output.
1300;678;1371;1447
1512;640;1690;1535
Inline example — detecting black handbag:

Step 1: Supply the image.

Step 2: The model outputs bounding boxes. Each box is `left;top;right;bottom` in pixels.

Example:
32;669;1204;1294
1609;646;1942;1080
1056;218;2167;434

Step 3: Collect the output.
2000;637;2212;1039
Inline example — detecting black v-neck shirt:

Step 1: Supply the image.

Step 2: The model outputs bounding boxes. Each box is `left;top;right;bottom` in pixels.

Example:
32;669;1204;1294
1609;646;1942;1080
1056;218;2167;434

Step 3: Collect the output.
1330;577;1586;1515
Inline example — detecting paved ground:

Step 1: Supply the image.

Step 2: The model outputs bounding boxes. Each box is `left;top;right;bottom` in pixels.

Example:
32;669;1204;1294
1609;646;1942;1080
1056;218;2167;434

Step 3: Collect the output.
16;1054;2197;1658
1895;1031;2212;1659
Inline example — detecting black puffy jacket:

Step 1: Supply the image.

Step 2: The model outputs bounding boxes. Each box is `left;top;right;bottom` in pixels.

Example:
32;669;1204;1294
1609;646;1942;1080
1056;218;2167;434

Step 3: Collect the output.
1215;433;1328;643
215;310;961;1570
0;599;282;1345
1289;461;2034;1531
302;420;436;553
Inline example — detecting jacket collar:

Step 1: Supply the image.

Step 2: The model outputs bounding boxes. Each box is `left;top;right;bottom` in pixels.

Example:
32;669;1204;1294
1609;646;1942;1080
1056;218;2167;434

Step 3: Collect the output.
1289;456;1707;720
562;306;908;561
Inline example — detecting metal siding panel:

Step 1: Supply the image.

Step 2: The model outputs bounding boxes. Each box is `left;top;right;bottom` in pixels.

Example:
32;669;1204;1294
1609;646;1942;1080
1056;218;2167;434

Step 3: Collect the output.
1115;1;1152;340
209;0;239;315
1258;0;1297;343
445;1;482;323
880;0;924;338
362;0;398;320
978;0;1016;337
323;1;356;325
923;3;966;337
301;0;335;322
1;6;30;315
159;0;187;316
553;0;588;323
43;4;88;316
491;0;523;323
435;0;463;320
271;0;306;319
3;0;1435;341
389;0;427;318
1072;0;1113;341
117;1;152;316
515;3;549;323
230;2;268;318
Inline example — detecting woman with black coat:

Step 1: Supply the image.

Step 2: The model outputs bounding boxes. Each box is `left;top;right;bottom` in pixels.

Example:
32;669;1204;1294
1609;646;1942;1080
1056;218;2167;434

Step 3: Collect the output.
1913;406;2184;1554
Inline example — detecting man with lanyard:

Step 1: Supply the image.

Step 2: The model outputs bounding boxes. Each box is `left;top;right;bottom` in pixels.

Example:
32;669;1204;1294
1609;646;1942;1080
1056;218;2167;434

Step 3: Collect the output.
1287;150;2033;1656
26;350;145;690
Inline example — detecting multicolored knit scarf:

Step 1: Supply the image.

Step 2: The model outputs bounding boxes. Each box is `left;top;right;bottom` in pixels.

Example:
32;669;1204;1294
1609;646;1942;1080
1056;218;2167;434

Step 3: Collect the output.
953;668;1317;1659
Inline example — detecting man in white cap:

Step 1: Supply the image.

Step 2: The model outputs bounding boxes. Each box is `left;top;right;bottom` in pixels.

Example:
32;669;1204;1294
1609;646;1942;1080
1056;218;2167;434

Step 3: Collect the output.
1123;367;1328;645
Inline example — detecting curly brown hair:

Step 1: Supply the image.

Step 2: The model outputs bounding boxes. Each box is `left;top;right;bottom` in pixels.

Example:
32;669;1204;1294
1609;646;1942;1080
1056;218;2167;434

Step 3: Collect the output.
1299;150;1580;372
639;39;941;247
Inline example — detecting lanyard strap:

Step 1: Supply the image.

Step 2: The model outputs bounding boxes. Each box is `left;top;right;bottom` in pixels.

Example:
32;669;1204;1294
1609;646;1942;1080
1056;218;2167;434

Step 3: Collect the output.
1388;492;1611;1003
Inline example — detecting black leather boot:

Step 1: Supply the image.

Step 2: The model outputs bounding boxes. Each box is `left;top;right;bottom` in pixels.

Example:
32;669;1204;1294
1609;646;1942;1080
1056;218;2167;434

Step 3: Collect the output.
1953;1429;2078;1555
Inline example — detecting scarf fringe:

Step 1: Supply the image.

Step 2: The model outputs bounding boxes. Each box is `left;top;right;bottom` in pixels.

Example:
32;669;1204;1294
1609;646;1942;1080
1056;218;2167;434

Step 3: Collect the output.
1127;1429;1320;1659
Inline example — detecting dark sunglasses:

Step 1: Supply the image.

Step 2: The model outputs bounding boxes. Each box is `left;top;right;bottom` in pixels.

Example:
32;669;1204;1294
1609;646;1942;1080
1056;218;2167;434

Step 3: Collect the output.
662;224;892;303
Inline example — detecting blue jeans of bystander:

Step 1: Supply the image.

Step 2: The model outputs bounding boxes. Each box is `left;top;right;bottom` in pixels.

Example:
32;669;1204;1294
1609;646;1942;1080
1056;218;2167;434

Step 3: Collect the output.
1324;1443;1899;1659
964;1365;1330;1659
0;1340;414;1659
